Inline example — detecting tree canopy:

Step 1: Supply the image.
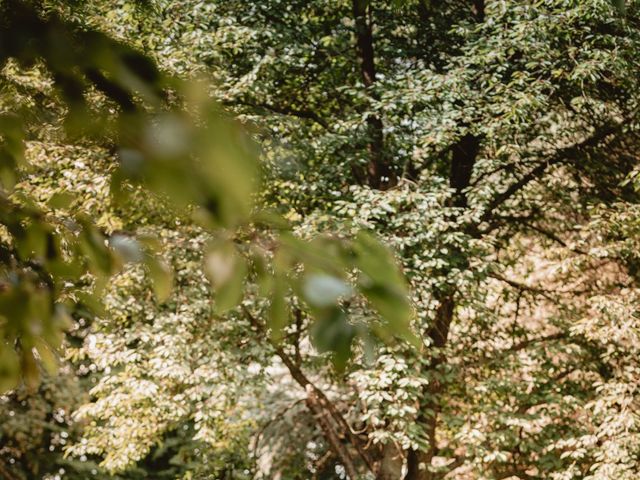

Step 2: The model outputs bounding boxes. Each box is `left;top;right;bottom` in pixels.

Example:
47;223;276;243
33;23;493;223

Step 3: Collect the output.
2;1;640;479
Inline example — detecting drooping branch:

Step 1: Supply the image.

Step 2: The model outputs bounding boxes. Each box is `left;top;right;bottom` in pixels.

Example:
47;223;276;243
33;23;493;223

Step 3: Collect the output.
520;222;589;256
489;272;591;298
307;386;360;480
252;398;305;462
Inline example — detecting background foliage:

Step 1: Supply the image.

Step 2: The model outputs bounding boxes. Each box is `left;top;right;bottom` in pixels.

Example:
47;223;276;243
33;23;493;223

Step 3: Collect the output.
2;0;640;479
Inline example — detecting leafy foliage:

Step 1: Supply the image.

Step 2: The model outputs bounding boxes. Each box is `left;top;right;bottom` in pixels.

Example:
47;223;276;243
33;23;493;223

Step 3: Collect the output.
4;0;640;479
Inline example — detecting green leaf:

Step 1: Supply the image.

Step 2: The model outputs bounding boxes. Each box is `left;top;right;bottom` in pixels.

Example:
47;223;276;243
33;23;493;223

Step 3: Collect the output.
47;192;75;210
351;231;418;346
146;256;173;303
302;273;352;308
351;231;405;288
0;344;20;393
205;244;247;312
268;273;289;342
109;234;143;263
360;282;419;347
21;348;40;391
251;248;273;297
611;0;625;13
310;306;355;372
34;339;58;376
78;223;113;276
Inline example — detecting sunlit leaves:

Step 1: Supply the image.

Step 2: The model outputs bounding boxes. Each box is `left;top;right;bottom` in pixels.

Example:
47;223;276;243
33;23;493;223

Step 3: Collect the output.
0;0;260;390
50;0;640;477
205;241;247;312
230;229;418;369
115;105;259;229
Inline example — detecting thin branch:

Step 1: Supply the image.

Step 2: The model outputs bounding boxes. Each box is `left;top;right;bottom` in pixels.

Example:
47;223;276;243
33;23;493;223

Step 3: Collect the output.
252;398;305;462
505;332;567;355
516;367;578;414
495;469;538;480
312;450;335;480
490;272;591;297
479;120;624;224
490;272;556;299
0;459;20;480
224;98;330;129
435;455;466;479
460;332;567;370
293;306;303;367
306;386;359;480
521;222;588;255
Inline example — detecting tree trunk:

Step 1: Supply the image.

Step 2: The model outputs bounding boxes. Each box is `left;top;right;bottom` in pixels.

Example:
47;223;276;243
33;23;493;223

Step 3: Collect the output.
405;134;480;480
352;0;396;189
472;0;485;22
376;442;404;480
405;294;455;480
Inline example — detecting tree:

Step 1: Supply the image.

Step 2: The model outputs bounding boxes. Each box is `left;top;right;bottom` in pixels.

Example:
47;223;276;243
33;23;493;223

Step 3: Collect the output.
4;0;640;479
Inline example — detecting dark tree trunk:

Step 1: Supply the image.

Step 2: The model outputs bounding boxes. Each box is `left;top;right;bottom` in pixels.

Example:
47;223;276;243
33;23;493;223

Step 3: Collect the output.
450;134;481;208
405;134;480;480
405;4;485;476
405;294;455;480
472;0;485;22
352;0;396;189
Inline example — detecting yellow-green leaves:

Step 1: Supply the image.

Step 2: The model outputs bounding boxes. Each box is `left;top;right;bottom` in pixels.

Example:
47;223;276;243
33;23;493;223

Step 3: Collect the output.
0;113;25;189
0;343;20;393
114;97;259;230
145;256;173;303
0;0;423;394
199;228;416;371
205;242;247;313
0;280;68;392
242;230;417;370
351;232;418;347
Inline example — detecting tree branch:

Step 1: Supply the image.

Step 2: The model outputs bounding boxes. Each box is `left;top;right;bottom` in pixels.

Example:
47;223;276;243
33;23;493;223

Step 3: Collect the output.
460;332;567;370
520;222;588;255
479;120;623;224
435;455;466;479
241;305;374;476
489;272;590;298
225;99;330;129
